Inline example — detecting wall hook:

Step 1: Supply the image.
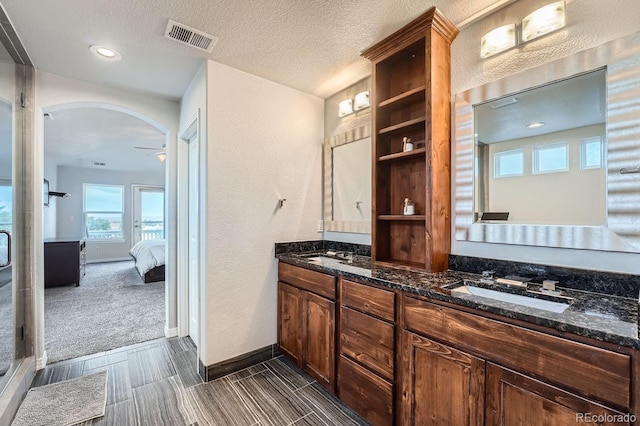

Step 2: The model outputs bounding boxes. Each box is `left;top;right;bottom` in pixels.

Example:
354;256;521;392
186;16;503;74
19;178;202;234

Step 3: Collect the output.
356;201;362;209
279;198;287;207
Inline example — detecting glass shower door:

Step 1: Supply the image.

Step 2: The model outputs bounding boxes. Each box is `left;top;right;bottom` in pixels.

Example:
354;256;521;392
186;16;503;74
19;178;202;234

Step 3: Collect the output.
0;41;23;389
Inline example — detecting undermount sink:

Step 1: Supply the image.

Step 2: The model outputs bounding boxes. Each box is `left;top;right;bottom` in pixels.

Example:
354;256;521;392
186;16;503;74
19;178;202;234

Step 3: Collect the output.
446;282;572;313
304;256;341;265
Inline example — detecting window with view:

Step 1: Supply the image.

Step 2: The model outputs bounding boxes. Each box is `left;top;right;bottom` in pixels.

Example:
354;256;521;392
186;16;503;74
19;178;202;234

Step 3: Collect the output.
0;182;11;234
494;149;524;178
533;142;569;174
84;184;124;240
580;136;604;169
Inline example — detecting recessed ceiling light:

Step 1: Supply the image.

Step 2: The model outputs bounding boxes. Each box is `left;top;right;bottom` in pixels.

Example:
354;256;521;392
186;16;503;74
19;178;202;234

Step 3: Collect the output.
89;45;122;61
526;121;545;128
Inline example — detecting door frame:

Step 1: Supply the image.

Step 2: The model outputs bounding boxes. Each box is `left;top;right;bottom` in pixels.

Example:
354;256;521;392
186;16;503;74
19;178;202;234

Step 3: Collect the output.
177;110;203;341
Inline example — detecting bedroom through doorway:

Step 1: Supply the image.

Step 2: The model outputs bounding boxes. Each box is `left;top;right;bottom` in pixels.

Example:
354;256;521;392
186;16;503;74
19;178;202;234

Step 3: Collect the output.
42;106;169;364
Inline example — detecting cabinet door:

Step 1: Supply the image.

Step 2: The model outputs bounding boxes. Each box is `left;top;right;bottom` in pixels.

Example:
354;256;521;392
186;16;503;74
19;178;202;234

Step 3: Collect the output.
277;281;302;365
486;363;631;426
303;291;335;392
401;331;485;425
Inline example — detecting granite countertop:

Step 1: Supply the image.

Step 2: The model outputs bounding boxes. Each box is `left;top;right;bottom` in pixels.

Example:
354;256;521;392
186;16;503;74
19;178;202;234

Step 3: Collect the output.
276;251;639;349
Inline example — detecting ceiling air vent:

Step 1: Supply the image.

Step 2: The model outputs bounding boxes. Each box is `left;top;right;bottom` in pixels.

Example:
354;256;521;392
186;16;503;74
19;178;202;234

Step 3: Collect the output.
164;20;218;52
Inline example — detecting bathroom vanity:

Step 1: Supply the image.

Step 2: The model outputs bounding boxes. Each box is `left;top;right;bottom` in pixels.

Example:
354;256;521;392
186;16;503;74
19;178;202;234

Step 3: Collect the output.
276;244;639;425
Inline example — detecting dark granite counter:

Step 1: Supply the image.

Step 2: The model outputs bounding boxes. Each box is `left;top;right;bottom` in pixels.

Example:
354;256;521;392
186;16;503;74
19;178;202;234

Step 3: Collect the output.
276;249;640;349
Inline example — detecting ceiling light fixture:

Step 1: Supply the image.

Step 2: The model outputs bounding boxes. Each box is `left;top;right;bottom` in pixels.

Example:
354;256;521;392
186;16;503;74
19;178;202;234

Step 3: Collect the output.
89;45;122;61
156;152;167;162
522;1;566;42
526;121;545;129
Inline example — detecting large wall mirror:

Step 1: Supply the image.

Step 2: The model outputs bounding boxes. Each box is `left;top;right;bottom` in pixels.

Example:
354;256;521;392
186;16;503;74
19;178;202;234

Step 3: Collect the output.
454;31;640;252
324;123;371;234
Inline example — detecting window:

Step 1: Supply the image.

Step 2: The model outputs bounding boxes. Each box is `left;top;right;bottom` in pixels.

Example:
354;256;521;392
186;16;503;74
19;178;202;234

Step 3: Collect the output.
533;142;568;174
84;184;124;240
581;136;604;169
0;182;11;234
494;149;524;178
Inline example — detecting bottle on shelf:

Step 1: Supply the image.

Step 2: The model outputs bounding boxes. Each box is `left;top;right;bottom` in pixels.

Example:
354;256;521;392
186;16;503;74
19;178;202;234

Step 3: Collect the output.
402;137;414;152
403;198;415;215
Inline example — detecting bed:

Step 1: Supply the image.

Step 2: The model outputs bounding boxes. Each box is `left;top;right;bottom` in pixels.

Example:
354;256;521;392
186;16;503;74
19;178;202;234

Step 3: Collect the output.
129;239;166;283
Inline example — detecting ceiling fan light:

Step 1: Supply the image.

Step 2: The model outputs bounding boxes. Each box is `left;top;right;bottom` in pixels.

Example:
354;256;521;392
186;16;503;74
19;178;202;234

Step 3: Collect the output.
156;152;167;162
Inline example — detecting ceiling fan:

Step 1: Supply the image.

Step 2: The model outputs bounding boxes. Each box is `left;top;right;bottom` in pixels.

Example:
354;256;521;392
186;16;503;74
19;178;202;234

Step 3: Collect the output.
134;144;166;162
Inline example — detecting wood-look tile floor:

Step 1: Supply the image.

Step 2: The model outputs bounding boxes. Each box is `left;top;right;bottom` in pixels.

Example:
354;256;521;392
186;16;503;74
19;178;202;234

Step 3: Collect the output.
28;337;367;426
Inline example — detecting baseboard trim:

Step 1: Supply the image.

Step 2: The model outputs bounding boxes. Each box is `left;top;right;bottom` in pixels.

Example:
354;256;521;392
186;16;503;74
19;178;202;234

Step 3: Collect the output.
164;327;178;338
87;257;132;264
198;344;277;382
36;351;47;370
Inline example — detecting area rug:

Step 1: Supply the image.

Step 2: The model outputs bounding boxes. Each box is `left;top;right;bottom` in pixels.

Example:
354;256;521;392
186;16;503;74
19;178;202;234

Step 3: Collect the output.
45;260;164;363
11;371;107;426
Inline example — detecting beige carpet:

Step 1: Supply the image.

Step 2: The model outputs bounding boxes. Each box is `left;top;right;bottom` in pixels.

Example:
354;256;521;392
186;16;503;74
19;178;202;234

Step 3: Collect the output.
45;260;164;363
12;371;107;426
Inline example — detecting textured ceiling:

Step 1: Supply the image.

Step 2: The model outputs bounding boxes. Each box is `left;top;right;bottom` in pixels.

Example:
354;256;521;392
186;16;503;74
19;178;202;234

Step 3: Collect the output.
43;108;166;173
1;0;503;100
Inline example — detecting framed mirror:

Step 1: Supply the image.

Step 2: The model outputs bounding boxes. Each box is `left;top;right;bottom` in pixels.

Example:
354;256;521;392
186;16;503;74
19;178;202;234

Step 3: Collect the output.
324;123;371;233
454;31;640;252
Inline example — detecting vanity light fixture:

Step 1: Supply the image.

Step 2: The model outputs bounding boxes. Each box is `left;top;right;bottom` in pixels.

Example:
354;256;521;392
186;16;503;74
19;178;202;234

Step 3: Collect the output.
338;99;354;117
353;91;370;111
522;1;566;42
156;152;167;162
526;121;545;129
480;24;516;58
89;45;122;61
481;1;565;59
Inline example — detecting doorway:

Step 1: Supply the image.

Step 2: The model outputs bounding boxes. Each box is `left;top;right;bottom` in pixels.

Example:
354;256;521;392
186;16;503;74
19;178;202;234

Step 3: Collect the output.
132;185;165;244
42;106;168;363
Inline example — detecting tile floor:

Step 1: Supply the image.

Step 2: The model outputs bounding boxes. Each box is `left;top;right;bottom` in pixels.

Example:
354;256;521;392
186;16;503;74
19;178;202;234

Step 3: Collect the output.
27;337;367;425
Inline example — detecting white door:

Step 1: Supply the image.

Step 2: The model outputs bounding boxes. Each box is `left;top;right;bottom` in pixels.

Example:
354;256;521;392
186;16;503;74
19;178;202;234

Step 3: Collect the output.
187;135;200;346
132;186;165;244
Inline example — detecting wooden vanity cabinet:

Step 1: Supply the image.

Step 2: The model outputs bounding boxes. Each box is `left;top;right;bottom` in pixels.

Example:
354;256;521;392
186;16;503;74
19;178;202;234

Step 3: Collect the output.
338;278;396;425
402;331;485;425
401;295;634;425
277;263;336;392
486;363;631;426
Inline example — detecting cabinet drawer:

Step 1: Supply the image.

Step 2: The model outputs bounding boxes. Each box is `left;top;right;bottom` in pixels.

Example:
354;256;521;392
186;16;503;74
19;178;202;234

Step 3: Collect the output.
278;263;336;300
338;355;393;426
340;307;394;380
403;296;631;409
340;278;395;321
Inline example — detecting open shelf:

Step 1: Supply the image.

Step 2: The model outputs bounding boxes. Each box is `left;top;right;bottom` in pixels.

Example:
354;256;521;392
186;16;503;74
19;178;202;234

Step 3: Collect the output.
373;259;426;272
378;86;426;110
378;117;425;135
378;148;426;162
362;8;457;273
378;215;426;221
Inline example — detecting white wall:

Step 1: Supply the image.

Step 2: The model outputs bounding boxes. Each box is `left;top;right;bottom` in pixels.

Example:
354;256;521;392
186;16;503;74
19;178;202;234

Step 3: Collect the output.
42;156;57;239
33;70;181;365
202;60;323;366
55;166;164;262
449;0;640;274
